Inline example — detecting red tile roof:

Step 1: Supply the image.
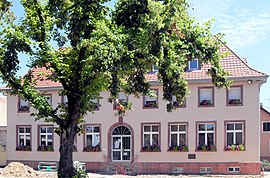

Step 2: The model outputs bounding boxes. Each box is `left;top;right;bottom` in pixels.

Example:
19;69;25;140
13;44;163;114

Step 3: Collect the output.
146;44;267;82
1;44;267;89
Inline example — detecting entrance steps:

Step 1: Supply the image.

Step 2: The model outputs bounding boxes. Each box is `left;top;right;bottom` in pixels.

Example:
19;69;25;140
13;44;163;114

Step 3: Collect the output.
106;162;137;175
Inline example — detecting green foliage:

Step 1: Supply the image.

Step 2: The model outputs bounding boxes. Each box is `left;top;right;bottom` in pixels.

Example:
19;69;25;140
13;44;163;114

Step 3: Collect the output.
0;0;230;177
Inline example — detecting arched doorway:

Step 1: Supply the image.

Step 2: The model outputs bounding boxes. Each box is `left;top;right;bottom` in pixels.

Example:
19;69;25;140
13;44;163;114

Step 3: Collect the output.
111;126;132;162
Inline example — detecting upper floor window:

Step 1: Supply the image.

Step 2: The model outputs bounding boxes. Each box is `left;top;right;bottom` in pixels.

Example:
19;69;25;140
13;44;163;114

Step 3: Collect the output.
197;122;216;151
188;59;199;71
84;125;101;152
18;97;29;112
114;92;128;110
152;64;158;73
199;87;214;107
16;125;31;151
90;99;99;110
143;89;158;109
172;96;186;108
227;86;243;106
225;121;245;151
168;123;188;151
43;94;52;106
62;95;68;106
263;122;270;132
38;125;54;151
142;123;160;152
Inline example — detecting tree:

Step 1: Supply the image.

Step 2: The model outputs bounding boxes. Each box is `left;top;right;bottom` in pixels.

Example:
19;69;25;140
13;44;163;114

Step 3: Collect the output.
0;0;230;177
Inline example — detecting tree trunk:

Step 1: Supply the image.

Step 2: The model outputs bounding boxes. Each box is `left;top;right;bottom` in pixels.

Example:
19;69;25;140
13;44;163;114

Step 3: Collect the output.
58;126;76;178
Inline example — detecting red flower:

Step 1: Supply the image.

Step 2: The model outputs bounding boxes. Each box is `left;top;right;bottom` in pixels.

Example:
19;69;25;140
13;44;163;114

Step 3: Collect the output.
117;105;123;111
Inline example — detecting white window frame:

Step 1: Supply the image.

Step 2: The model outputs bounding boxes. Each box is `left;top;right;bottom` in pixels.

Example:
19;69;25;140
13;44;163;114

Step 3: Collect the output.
263;121;270;133
39;126;53;146
197;123;215;146
228;167;240;173
169;123;187;146
18;126;31;147
226;122;244;145
188;59;199;71
143;124;160;147
85;125;100;148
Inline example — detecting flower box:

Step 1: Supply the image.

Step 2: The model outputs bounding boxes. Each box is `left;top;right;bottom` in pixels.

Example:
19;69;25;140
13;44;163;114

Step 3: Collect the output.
168;145;188;152
16;145;31;151
199;100;212;106
224;144;245;151
141;145;160;152
37;145;54;152
83;145;101;152
197;145;216;151
228;99;241;106
144;101;157;108
19;106;29;111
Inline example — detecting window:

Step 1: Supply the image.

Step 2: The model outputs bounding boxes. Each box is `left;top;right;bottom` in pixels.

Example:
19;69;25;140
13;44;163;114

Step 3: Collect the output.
143;89;158;109
16;126;31;151
114;92;128;110
84;125;101;152
200;167;212;174
227;86;243;106
197;123;216;151
225;122;245;151
152;64;158;72
90;99;99;110
38;126;54;151
43;94;52;106
199;87;214;107
188;59;199;71
169;123;188;151
263;122;270;132
18;97;29;112
172;96;186;108
142;123;160;151
62;95;68;106
228;167;240;173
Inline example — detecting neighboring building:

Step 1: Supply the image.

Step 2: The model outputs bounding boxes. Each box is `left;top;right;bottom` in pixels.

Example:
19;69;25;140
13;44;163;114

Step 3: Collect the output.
0;96;7;166
260;106;270;161
2;45;268;175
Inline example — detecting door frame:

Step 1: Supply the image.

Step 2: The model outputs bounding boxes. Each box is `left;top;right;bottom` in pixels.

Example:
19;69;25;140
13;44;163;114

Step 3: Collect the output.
108;122;134;163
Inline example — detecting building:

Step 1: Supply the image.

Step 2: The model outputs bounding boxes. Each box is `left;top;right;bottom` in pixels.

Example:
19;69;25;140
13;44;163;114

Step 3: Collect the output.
0;96;7;166
2;45;268;175
260;106;270;161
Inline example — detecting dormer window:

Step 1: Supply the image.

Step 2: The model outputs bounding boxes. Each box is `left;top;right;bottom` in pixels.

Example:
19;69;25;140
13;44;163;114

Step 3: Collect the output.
152;65;158;73
188;59;199;71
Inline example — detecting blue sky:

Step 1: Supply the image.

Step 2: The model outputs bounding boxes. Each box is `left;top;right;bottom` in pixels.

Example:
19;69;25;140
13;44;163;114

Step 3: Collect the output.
3;0;270;109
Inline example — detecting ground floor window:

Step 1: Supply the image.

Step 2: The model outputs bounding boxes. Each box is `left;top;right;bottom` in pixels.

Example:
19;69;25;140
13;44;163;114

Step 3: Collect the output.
141;123;160;152
16;125;31;151
168;123;188;151
225;121;245;151
84;125;101;152
38;125;54;151
197;122;216;151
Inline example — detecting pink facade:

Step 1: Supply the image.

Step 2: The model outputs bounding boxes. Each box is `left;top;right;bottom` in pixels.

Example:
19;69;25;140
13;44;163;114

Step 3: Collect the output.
3;45;268;175
260;107;270;161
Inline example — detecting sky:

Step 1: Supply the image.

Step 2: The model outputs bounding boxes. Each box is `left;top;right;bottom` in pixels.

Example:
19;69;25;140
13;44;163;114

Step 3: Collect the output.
2;0;270;109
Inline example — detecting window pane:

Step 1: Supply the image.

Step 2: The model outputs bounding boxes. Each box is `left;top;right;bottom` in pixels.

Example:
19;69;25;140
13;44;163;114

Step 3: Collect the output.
92;135;100;147
152;134;159;145
19;128;24;133
227;124;234;130
236;132;243;145
47;127;53;133
229;88;241;100
200;89;212;101
86;135;92;147
170;134;177;146
113;137;121;149
152;125;159;132
179;134;186;146
118;93;127;103
199;133;205;145
144;126;150;132
235;123;242;130
207;124;214;131
26;138;31;147
179;125;186;132
144;134;150;146
41;135;46;146
227;133;233;145
263;123;270;132
86;126;93;133
19;136;24;146
93;126;100;133
189;60;198;69
113;151;121;160
123;137;130;149
207;133;214;145
26;128;30;133
199;124;205;131
171;125;178;132
40;127;46;133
